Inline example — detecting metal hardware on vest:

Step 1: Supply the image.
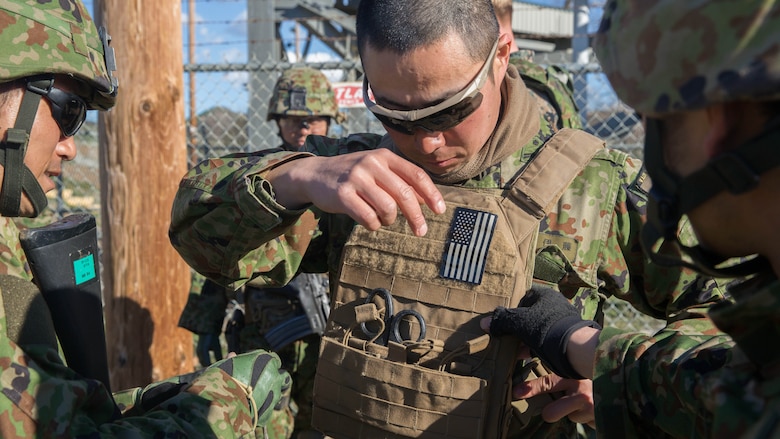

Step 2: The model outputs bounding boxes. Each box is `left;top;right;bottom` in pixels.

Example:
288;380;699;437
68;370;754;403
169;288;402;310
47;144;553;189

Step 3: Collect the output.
359;287;427;346
312;129;604;438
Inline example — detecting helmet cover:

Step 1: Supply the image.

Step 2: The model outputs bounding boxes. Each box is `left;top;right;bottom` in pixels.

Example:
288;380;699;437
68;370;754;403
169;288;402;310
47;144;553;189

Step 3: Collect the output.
267;67;342;122
0;0;118;110
593;0;780;116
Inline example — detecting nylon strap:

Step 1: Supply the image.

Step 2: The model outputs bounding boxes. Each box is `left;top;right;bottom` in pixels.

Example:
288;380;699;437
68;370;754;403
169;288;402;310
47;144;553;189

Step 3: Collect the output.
678;127;780;214
0;88;48;217
313;128;603;438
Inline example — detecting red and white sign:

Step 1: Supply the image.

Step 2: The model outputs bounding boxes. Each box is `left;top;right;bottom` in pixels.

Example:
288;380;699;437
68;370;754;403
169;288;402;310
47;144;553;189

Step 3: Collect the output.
333;82;364;108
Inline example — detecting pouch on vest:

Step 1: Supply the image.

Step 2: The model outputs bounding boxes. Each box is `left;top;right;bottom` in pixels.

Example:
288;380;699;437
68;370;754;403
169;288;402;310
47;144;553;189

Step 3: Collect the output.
312;129;602;438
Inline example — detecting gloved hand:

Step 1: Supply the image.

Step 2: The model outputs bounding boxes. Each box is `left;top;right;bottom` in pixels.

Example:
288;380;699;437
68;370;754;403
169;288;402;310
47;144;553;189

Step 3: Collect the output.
129;350;291;429
196;332;223;366
484;285;600;379
210;351;292;426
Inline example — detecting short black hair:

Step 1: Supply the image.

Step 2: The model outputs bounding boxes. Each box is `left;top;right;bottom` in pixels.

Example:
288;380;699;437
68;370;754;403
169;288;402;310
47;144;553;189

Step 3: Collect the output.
356;0;498;66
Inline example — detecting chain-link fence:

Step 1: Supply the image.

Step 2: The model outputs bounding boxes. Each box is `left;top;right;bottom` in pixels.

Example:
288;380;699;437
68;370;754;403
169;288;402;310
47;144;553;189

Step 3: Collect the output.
45;6;662;336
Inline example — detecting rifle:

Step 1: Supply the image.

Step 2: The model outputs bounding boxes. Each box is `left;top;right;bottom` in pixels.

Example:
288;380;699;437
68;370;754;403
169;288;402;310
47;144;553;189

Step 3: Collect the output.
19;213;113;395
263;273;330;351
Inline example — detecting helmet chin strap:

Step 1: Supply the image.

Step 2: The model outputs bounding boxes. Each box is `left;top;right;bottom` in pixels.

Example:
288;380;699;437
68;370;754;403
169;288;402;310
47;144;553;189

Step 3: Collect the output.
0;85;49;217
641;116;780;278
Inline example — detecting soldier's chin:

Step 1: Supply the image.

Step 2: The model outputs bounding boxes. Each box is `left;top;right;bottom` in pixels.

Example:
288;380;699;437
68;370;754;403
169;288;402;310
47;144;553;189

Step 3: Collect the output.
17;198;37;217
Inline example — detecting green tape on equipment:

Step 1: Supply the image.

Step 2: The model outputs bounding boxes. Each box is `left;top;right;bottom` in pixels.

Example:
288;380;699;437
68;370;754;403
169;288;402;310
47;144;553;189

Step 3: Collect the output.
73;253;96;285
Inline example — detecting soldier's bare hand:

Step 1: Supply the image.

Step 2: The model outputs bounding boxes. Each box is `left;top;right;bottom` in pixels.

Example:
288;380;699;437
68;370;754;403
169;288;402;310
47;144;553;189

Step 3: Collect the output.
515;373;595;429
269;150;445;236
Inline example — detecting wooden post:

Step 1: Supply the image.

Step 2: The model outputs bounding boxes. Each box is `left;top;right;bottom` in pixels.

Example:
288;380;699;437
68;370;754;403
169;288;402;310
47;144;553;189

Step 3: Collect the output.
95;0;193;389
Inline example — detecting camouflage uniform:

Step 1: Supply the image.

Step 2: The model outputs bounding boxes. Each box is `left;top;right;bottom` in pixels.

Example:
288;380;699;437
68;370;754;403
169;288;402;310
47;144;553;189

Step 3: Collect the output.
169;63;727;437
266;66;345;126
511;51;582;131
179;66;339;439
0;216;292;437
588;1;780;437
0;1;292;437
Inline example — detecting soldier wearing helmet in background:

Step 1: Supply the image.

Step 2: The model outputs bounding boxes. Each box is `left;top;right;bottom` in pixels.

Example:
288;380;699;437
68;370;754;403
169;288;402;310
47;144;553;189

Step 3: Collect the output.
484;0;779;436
0;1;291;437
268;66;346;151
178;66;340;439
491;0;582;132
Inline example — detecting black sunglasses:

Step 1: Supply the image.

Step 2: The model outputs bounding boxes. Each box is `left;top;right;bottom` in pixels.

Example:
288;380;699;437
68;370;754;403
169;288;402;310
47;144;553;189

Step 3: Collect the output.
364;39;497;135
26;77;88;138
371;94;484;135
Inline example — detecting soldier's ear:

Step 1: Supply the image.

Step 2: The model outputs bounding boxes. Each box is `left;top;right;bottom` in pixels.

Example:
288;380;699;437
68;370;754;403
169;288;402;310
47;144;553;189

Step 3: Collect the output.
496;34;512;67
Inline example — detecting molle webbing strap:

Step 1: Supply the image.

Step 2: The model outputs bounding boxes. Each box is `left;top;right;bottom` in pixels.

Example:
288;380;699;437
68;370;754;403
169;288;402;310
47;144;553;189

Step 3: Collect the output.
0;90;48;217
313;128;603;438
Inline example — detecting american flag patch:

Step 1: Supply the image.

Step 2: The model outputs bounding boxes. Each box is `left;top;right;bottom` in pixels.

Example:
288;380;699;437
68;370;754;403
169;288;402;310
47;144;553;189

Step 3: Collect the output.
440;207;497;284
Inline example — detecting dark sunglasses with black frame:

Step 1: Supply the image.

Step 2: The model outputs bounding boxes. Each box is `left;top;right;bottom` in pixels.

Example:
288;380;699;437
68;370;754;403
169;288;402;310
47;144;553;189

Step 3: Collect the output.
363;39;498;135
25;76;88;138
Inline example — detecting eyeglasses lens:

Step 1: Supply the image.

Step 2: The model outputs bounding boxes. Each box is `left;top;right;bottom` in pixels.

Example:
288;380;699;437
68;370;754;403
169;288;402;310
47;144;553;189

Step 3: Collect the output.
375;92;483;135
46;87;87;137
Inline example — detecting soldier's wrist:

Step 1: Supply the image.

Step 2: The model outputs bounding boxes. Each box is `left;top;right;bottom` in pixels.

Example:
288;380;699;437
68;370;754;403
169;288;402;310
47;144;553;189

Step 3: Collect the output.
565;324;600;380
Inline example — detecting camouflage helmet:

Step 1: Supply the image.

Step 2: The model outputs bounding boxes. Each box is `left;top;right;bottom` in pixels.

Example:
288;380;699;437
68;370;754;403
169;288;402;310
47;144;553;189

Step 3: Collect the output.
267;67;344;123
0;0;118;110
593;0;780;117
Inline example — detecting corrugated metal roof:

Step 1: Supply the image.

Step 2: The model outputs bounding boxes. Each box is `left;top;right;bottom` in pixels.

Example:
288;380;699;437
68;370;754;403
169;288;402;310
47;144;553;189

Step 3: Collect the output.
512;2;573;38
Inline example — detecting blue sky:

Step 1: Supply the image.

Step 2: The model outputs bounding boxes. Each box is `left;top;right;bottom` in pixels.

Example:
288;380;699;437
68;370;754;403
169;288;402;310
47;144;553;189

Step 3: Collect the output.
178;0;604;65
82;0;603;66
82;1;615;115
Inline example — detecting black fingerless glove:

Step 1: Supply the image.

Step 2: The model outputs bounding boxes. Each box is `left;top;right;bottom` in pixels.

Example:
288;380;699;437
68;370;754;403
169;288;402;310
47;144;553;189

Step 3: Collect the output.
489;285;601;379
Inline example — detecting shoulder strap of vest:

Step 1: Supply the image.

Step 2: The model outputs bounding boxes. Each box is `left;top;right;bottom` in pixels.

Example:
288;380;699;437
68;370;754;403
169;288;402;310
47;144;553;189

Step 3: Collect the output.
507;128;603;286
505;128;603;219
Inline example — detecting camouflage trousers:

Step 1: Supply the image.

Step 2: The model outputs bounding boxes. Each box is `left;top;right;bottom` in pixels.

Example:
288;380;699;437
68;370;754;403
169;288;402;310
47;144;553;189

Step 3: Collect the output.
241;290;323;439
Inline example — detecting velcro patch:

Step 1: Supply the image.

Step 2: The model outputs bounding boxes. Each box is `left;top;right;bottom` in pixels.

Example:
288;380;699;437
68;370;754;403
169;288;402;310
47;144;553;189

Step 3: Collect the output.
439;207;497;284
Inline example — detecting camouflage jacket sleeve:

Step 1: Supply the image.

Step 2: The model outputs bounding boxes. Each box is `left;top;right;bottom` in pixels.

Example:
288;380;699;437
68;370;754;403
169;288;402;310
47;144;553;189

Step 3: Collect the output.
573;149;745;436
0;292;263;438
169;135;382;291
593;278;779;437
549;147;726;321
169;149;317;290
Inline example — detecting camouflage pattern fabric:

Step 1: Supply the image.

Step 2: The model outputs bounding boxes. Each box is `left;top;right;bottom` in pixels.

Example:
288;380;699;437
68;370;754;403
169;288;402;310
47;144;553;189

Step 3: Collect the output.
589;1;780;436
511;52;582;130
0;217;294;437
594;276;779;437
180;275;323;438
592;0;780;116
267;66;345;124
0;0;117;110
240;328;320;439
170;66;728;437
178;142;327;438
0;217;32;281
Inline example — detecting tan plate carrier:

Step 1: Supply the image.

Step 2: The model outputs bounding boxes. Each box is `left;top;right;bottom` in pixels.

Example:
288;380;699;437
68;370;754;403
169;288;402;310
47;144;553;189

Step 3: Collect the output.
312;129;603;438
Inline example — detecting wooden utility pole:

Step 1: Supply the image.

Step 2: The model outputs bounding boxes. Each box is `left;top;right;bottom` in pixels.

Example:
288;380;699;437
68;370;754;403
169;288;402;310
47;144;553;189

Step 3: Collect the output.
95;0;193;389
188;0;198;161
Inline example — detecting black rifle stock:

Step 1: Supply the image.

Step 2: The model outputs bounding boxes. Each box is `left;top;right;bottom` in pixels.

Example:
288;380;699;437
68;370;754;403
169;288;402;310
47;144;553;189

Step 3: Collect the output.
19;213;113;394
